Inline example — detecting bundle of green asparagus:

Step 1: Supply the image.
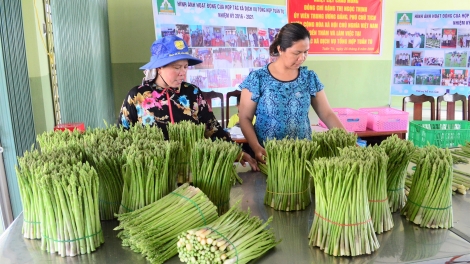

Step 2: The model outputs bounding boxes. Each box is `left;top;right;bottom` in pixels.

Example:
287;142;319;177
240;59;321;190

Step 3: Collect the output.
38;158;104;256
380;135;415;212
82;127;128;220
16;143;85;240
191;139;240;215
340;146;393;234
307;158;380;256
119;140;180;213
177;205;280;264
311;128;357;158
16;149;46;239
401;146;453;229
264;138;319;211
168;121;205;183
115;184;218;264
411;147;469;195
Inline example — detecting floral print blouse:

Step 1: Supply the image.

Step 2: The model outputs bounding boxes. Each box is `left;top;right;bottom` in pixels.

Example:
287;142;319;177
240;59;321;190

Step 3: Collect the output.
118;81;230;141
239;64;324;145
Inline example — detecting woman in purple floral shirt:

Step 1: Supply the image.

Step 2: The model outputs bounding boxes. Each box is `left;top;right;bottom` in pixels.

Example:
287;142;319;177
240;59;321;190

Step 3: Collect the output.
118;35;258;170
118;79;227;141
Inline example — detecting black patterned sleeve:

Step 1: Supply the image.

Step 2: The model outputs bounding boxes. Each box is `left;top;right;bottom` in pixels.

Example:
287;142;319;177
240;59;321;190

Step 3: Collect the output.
193;85;232;142
117;88;139;129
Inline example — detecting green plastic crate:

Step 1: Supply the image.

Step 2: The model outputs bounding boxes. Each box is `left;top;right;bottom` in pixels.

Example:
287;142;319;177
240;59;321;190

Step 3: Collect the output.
408;120;470;148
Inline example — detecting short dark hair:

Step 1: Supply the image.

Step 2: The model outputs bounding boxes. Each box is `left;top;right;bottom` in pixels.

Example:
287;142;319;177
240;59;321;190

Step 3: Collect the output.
269;23;310;56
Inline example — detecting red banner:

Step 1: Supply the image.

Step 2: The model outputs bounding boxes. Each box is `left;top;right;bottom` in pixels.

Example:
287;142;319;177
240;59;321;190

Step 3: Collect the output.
288;0;382;54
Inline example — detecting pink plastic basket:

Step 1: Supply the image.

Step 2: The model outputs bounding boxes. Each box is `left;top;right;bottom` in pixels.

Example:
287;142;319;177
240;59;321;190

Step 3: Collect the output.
358;108;409;131
319;108;367;132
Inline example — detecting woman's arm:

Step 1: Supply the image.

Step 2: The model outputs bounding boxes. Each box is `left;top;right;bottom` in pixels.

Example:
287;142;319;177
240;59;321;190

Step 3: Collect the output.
196;88;259;170
239;89;267;163
195;91;231;141
118;93;139;128
311;90;345;130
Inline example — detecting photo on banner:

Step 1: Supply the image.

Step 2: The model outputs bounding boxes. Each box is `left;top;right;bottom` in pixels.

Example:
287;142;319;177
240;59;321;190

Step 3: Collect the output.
287;0;383;54
390;11;470;97
152;0;287;106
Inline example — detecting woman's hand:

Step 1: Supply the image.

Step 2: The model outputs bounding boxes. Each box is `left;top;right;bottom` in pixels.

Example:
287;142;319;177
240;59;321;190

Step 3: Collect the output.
238;151;259;171
253;146;267;164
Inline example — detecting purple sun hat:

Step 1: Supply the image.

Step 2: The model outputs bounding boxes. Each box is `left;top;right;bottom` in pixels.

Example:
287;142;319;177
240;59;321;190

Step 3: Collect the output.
140;35;202;70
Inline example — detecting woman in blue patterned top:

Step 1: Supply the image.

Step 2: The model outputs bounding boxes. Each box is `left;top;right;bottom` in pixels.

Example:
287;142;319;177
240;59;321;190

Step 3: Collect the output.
238;23;345;163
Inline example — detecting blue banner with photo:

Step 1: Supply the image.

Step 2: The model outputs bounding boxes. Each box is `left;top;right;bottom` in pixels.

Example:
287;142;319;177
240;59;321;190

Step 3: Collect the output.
152;0;287;106
391;11;470;97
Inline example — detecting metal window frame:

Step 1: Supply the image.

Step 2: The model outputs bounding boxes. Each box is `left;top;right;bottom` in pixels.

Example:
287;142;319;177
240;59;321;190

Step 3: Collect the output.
44;0;61;125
